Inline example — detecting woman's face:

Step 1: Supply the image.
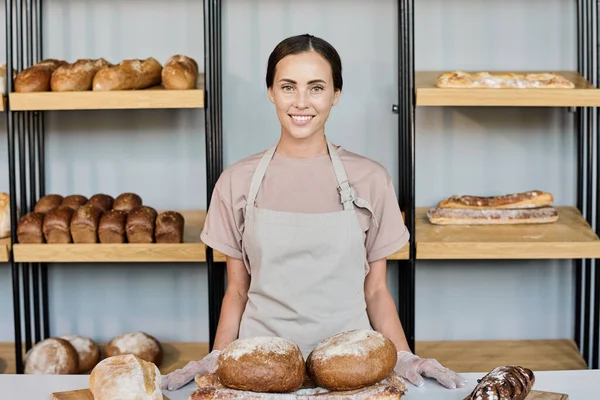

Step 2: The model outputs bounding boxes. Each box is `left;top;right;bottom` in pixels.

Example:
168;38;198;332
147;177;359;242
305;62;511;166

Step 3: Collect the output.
268;50;340;142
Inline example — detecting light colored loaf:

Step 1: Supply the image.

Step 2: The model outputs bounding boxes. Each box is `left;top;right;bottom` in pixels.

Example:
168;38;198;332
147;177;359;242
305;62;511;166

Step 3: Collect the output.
50;58;111;91
0;192;11;238
61;335;101;373
92;57;162;91
15;59;68;92
162;55;199;90
24;337;79;374
104;331;163;366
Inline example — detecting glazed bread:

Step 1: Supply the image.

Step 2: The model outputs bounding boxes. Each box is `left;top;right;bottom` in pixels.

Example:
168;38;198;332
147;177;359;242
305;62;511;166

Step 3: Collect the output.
306;330;397;391
34;194;64;214
86;193;114;212
98;210;128;243
437;190;554;209
126;206;158;243
15;59;68;92
113;192;143;213
155;211;184;243
17;212;45;243
0;192;11;238
104;332;163;366
24;337;79;374
437;71;575;89
216;336;306;393
42;206;75;243
93;57;162;91
60;335;101;373
466;365;535;400
89;354;162;400
427;207;559;225
60;194;88;211
50;58;111;91
70;204;103;243
162;55;199;90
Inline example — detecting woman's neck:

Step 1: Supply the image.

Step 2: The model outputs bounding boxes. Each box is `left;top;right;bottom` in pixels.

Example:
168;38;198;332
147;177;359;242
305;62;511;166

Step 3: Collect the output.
276;133;329;158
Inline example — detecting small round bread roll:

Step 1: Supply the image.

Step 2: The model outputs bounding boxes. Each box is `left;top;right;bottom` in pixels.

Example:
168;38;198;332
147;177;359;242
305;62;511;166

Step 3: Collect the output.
306;330;398;391
61;335;101;373
216;336;305;393
24;337;79;374
104;332;163;366
90;354;162;400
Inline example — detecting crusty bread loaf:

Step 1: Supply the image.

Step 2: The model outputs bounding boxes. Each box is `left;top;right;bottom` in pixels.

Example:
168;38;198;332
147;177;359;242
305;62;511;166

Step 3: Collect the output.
70;204;103;243
92;57;162;91
162;55;199;90
17;211;45;243
126;206;158;243
216;336;306;393
437;190;554;210
437;71;575;89
61;335;101;373
15;59;68;92
465;365;534;400
24;337;79;374
86;193;114;212
60;194;88;211
113;192;143;213
0;192;11;238
155;211;184;243
306;330;397;392
427;206;559;225
98;209;128;243
89;354;162;400
50;58;111;91
104;332;163;366
34;194;64;214
42;206;74;243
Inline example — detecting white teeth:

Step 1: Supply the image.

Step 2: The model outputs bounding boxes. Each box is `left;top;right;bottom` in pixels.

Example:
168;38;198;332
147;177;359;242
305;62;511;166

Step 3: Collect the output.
292;115;312;121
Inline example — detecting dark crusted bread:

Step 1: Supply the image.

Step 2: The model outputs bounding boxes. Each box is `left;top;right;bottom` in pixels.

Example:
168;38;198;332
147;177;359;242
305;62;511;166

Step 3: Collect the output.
465;365;535;400
60;194;88;211
113;192;143;213
42;206;74;243
17;212;45;243
34;194;64;214
126;206;157;243
86;193;114;212
155;211;184;243
70;204;103;243
98;209;128;243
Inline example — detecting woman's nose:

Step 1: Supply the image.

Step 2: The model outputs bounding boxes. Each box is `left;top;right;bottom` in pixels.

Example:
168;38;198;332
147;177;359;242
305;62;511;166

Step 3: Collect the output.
294;91;308;109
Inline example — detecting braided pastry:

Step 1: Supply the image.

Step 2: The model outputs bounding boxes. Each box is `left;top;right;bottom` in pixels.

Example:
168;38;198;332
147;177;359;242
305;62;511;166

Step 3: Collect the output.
465;365;535;400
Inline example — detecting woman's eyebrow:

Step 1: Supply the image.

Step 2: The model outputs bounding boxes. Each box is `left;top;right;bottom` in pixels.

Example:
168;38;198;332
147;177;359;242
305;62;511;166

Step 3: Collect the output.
278;78;327;85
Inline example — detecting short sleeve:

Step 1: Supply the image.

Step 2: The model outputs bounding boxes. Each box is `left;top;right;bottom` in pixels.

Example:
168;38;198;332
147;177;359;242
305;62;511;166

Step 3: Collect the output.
200;186;244;260
365;180;410;263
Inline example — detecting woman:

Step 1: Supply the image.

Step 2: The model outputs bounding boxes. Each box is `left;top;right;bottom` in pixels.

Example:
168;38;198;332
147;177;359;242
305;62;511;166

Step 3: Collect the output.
162;34;466;392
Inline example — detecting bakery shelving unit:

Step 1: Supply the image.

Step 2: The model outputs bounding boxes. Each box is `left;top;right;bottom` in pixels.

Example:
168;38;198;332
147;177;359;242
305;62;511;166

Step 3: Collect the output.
396;0;600;372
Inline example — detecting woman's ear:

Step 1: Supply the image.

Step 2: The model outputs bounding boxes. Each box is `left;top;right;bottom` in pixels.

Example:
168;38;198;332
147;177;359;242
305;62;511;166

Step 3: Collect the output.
267;87;275;104
332;89;341;106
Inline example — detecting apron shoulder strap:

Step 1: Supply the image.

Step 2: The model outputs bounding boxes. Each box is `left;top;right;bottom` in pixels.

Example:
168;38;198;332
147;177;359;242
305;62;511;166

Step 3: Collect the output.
247;145;277;208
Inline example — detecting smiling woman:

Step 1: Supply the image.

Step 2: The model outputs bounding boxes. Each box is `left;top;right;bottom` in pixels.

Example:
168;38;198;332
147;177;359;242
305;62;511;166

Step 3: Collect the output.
161;34;466;393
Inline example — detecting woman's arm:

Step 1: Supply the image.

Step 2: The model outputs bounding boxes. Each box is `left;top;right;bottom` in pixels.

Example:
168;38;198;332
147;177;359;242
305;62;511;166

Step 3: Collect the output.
212;256;251;350
364;257;411;352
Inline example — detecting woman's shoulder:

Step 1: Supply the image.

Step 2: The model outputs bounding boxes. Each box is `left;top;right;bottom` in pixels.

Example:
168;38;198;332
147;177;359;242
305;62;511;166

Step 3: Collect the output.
338;147;393;189
213;150;265;202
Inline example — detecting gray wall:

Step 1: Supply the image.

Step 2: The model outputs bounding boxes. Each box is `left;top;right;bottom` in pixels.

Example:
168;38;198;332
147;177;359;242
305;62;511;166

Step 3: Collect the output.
0;0;578;348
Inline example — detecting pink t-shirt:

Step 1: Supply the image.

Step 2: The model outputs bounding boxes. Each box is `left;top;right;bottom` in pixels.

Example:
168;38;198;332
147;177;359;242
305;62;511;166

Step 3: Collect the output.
200;145;410;272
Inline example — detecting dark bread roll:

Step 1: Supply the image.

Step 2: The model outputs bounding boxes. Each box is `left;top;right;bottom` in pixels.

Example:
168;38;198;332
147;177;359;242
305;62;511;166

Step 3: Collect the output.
24;337;79;374
216;336;305;393
113;192;143;213
104;332;163;366
70;204;103;243
34;194;64;214
42;206;74;243
466;365;535;400
98;210;127;243
86;193;114;212
155;211;184;243
17;212;45;243
60;335;101;373
306;330;398;391
126;206;157;243
60;194;88;211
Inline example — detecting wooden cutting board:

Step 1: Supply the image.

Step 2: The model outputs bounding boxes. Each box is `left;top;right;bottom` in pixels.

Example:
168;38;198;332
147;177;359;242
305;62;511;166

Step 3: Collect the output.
526;390;569;399
50;388;170;399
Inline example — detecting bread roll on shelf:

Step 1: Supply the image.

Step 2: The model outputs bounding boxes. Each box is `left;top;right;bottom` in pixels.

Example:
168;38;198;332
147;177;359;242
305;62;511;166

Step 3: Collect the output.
60;335;101;373
50;58;111;91
42;206;75;243
34;194;64;214
98;209;128;243
113;192;143;213
92;57;163;91
15;59;68;92
24;337;79;374
104;331;163;366
60;194;88;211
162;55;199;90
86;193;114;212
155;211;184;243
126;206;158;243
70;204;103;243
17;211;45;243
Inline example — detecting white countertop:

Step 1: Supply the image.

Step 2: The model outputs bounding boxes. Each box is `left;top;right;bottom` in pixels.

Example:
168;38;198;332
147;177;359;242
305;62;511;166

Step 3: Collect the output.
0;370;599;399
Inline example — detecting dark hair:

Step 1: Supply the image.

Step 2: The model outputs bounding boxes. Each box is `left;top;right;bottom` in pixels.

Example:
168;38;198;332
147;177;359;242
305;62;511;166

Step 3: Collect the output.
266;34;343;91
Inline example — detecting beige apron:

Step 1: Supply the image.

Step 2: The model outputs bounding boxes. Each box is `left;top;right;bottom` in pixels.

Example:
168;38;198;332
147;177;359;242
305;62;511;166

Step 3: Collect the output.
238;141;376;358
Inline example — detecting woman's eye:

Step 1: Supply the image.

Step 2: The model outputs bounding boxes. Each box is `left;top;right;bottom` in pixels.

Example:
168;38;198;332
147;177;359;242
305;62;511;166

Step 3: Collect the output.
312;86;324;92
282;85;293;91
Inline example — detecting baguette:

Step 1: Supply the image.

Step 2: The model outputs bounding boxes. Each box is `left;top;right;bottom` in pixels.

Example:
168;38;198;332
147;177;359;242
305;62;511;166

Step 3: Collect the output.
437;70;575;89
92;57;162;91
50;58;111;91
15;59;68;92
427;206;559;225
42;206;74;243
437;190;553;210
162;55;199;89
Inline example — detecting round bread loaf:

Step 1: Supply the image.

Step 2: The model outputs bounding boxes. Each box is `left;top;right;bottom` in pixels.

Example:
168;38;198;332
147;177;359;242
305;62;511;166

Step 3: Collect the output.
306;330;397;391
90;354;162;400
24;337;79;374
216;336;305;393
61;335;101;373
104;331;163;366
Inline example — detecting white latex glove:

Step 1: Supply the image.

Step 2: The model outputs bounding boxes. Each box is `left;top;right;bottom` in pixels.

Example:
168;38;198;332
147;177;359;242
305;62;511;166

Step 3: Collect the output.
161;350;221;391
394;351;467;389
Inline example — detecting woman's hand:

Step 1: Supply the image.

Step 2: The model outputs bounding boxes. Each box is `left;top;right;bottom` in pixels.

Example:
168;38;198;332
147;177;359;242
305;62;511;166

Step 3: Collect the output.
394;351;467;389
161;350;221;391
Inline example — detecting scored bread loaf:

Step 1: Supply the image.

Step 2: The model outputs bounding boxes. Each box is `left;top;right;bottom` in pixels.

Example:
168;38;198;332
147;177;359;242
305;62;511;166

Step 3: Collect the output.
437;190;553;210
92;57;162;91
61;335;101;373
161;55;199;90
306;330;398;392
98;209;128;243
126;206;158;243
155;211;184;243
42;206;74;243
89;354;162;400
104;331;163;366
24;337;79;374
15;59;68;92
216;336;306;393
113;192;143;213
465;365;535;400
0;192;11;238
17;212;45;243
34;194;64;214
60;194;88;211
50;58;111;91
86;193;114;212
437;71;575;89
427;207;559;225
70;204;104;243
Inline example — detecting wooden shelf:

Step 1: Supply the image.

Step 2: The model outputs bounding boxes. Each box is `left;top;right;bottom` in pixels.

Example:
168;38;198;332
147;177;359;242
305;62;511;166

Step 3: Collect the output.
415;339;587;373
0;238;10;262
416;206;600;259
416;71;600;107
0;95;5;112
